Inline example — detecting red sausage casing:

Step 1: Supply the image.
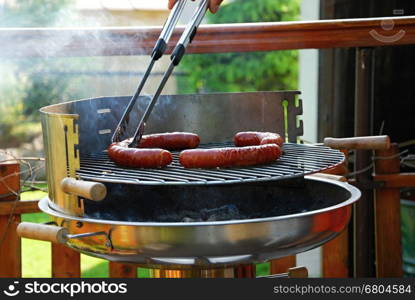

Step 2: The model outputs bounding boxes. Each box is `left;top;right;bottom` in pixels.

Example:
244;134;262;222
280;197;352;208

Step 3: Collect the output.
179;144;281;168
108;140;172;168
234;132;284;147
139;132;200;150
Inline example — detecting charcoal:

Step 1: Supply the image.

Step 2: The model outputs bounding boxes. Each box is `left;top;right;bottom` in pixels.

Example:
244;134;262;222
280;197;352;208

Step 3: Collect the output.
83;179;346;223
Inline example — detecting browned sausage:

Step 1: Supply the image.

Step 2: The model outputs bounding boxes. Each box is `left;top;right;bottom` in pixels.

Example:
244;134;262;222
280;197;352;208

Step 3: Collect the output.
108;140;172;168
234;132;284;147
179;144;281;168
139;132;200;150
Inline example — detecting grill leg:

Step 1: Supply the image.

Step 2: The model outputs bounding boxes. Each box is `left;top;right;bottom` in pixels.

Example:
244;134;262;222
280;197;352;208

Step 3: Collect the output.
270;256;296;276
148;264;255;278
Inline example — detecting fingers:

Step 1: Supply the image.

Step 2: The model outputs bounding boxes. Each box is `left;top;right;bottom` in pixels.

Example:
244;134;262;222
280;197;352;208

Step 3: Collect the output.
168;0;177;10
209;0;223;13
168;0;222;14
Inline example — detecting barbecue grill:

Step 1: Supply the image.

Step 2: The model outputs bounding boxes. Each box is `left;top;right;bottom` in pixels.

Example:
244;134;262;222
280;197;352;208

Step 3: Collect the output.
17;91;361;278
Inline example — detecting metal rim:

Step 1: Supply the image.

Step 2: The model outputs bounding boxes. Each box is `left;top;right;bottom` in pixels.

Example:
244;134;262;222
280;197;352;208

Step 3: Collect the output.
39;177;361;227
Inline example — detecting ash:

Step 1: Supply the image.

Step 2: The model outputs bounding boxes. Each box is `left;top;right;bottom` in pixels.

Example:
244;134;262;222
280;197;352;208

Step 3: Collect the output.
162;204;240;222
87;204;246;222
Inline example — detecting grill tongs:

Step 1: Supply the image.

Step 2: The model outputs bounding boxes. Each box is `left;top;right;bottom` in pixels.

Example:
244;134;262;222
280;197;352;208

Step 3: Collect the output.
111;0;209;147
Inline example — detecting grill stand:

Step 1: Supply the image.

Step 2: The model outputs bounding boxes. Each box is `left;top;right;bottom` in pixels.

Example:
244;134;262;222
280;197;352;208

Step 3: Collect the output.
119;264;308;278
148;264;255;278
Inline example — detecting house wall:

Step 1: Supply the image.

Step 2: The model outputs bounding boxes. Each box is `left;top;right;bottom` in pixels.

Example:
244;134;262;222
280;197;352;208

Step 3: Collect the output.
299;0;320;144
296;0;321;278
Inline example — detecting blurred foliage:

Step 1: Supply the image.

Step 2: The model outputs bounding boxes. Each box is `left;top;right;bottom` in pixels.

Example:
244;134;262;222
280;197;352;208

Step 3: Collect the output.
0;0;76;147
0;0;72;27
19;61;73;118
0;65;39;147
178;0;300;93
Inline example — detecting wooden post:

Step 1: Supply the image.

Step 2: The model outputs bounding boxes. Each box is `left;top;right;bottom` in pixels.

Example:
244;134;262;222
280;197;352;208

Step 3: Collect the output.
51;243;81;278
353;48;376;277
373;144;403;277
0;162;21;277
321;150;350;277
234;264;256;278
109;262;137;278
322;230;349;277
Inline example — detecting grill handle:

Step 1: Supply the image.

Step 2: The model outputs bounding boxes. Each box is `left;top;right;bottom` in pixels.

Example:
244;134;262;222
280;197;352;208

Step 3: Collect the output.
258;267;308;278
61;178;107;202
17;222;68;244
324;135;390;150
17;222;113;248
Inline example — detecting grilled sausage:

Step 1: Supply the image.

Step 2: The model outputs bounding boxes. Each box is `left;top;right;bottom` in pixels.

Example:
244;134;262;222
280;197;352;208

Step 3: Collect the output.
139;132;200;150
108;140;172;168
234;132;284;147
179;144;281;168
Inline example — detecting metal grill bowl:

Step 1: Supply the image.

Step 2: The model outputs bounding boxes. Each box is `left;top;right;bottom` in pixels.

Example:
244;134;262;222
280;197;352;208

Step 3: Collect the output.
39;177;360;266
37;92;360;267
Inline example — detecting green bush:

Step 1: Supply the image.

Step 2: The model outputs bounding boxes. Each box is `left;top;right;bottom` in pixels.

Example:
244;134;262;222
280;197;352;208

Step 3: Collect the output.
0;0;72;27
19;66;71;118
178;0;300;93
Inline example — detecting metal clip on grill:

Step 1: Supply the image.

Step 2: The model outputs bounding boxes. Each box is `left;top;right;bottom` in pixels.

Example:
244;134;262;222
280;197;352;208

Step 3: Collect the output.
112;0;209;147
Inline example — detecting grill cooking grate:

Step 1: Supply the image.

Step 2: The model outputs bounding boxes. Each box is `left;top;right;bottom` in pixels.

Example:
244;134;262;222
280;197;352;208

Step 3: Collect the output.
77;143;344;185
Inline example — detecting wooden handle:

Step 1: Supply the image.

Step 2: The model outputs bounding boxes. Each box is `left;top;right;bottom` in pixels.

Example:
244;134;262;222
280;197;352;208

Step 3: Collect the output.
288;266;308;278
17;222;68;243
61;178;107;201
307;173;347;182
324;135;390;150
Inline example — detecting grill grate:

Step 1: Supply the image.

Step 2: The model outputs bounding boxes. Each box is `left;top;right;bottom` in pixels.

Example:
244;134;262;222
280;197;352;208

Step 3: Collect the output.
77;143;345;185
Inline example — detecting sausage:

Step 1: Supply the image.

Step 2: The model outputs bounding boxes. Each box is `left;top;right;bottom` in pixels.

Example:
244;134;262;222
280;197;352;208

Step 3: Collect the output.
234;132;284;147
108;140;172;168
179;144;281;168
139;132;200;150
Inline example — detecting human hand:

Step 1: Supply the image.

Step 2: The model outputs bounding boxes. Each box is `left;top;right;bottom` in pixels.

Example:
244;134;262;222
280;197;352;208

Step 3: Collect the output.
168;0;223;14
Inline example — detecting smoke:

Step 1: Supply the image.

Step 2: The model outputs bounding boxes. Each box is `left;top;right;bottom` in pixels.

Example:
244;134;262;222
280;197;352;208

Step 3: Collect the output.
0;0;189;150
0;0;178;98
0;0;211;156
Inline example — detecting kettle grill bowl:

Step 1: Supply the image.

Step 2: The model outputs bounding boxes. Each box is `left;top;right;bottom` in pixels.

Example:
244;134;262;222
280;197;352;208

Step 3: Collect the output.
39;177;360;267
38;92;359;267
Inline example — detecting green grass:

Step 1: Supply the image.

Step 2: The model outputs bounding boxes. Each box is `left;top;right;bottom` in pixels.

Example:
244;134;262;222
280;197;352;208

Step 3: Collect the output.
256;263;270;276
20;189;271;278
20;189;51;277
21;190;47;201
21;212;51;277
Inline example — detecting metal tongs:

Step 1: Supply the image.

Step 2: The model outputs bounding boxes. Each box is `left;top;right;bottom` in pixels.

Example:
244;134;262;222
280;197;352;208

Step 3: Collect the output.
111;0;209;147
